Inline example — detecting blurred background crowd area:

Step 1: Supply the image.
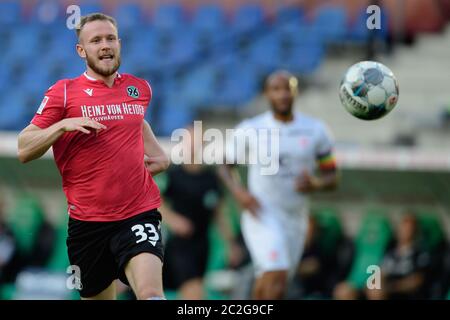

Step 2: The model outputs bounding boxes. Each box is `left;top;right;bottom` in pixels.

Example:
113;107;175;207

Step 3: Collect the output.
1;0;450;300
1;182;450;300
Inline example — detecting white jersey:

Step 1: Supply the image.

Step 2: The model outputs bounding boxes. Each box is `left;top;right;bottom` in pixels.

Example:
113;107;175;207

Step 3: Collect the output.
228;110;334;213
226;111;334;276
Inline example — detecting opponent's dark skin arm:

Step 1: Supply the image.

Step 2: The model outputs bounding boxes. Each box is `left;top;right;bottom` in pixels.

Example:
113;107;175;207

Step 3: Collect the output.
217;164;260;216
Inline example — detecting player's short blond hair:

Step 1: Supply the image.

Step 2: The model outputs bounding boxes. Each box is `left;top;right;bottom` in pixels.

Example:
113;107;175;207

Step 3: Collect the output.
75;13;118;40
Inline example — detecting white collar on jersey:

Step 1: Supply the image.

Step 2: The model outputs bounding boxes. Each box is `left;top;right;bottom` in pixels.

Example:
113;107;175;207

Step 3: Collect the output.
83;72;121;81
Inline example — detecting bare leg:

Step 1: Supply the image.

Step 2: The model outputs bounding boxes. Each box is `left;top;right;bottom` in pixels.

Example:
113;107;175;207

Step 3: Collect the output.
253;270;288;300
124;252;164;300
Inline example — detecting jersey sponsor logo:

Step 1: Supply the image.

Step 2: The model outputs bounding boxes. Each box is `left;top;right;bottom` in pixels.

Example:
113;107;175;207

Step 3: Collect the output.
79;103;145;121
83;88;93;96
127;86;139;98
36;96;49;114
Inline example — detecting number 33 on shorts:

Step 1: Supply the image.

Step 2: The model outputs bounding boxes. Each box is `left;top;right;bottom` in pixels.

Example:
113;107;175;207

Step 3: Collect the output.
131;222;161;246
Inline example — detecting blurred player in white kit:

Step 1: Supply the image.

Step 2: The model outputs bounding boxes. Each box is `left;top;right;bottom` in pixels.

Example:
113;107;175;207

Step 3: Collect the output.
219;70;339;299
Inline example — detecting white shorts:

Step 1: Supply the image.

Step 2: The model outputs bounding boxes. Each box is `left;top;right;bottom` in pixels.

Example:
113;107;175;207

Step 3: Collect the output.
241;203;308;278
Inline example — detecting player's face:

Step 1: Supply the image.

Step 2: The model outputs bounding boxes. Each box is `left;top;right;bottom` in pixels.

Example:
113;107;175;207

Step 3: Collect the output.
265;76;295;116
77;20;121;77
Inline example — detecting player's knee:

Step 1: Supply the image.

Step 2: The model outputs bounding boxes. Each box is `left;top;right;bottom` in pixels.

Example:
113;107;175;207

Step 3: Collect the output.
260;271;288;300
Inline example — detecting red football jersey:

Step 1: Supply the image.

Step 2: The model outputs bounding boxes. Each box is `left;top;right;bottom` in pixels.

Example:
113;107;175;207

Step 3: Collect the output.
31;72;161;221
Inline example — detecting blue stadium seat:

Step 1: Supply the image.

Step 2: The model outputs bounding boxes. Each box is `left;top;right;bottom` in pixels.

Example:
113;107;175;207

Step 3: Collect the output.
29;0;64;26
113;3;146;30
47;29;80;62
0;68;13;96
246;34;281;72
0;1;21;25
152;3;185;33
281;43;324;75
164;30;201;67
0;90;28;130
157;96;195;136
233;4;265;32
275;5;305;33
312;6;347;43
275;5;305;25
277;25;325;75
3;25;44;61
78;3;104;15
60;60;85;79
179;65;217;107
126;29;158;55
191;4;226;34
349;7;389;42
20;63;53;93
216;64;259;107
124;29;165;71
277;25;324;48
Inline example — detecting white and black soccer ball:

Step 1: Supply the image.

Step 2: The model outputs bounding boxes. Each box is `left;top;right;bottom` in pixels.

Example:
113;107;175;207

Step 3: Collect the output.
339;61;399;120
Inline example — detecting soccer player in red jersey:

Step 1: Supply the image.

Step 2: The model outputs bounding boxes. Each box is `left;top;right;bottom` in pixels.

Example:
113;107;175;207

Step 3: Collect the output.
17;13;169;300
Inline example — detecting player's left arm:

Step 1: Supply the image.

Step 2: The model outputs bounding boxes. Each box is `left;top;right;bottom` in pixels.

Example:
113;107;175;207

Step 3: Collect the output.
296;152;338;193
142;120;170;176
296;123;339;193
314;151;339;190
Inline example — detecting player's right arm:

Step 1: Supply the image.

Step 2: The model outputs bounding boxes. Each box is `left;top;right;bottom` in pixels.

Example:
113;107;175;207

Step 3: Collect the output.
17;80;106;163
18;119;106;163
218;120;260;216
218;164;260;216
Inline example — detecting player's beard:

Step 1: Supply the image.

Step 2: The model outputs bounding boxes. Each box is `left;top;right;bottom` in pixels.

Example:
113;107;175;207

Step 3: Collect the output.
272;104;293;117
85;52;121;77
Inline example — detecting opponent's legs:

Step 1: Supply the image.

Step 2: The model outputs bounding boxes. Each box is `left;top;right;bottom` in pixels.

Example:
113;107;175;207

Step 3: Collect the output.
253;270;288;300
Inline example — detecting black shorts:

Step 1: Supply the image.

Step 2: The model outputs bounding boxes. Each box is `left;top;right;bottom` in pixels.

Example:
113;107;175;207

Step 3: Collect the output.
163;236;209;290
67;209;164;298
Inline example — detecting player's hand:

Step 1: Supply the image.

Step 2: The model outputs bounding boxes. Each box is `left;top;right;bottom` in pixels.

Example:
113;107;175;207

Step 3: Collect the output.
170;214;194;238
60;117;106;134
144;154;169;176
295;170;320;193
234;189;260;217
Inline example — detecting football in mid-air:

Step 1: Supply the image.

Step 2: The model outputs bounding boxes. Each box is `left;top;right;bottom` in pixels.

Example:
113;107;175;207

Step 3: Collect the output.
339;61;399;120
